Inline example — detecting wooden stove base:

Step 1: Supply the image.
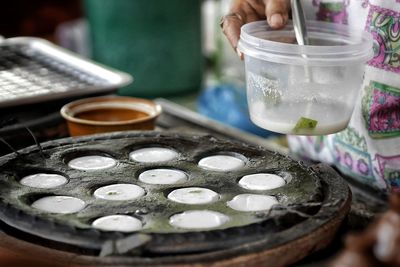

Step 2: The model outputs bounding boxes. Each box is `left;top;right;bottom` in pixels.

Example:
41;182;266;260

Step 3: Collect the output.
0;191;351;267
0;162;352;267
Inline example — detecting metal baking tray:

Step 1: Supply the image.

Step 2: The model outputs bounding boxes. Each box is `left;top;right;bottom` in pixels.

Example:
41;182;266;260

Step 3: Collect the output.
0;37;132;108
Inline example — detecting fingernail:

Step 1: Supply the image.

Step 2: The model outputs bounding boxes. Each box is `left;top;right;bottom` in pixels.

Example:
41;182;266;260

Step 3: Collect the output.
270;14;283;27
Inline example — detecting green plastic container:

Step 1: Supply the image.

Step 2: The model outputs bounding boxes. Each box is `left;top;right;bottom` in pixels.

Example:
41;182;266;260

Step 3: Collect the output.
84;0;203;97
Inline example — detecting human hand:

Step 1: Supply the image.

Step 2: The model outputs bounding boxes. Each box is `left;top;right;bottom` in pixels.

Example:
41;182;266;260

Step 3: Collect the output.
221;0;290;56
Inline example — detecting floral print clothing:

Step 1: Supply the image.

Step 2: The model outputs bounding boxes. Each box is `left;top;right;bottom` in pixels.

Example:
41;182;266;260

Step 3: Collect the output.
289;0;400;193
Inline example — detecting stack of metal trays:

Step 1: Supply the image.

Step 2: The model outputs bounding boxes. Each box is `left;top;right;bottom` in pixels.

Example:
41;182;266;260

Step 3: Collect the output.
0;37;132;108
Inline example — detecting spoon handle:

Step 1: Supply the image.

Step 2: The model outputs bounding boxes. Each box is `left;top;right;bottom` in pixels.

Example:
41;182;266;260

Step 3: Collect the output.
291;0;309;45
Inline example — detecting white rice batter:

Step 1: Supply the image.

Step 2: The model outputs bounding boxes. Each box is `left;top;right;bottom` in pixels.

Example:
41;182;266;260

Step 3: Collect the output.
32;196;86;214
169;210;229;230
168;187;219;205
198;155;245;172
94;184;145;201
239;173;286;190
129;147;178;163
92;215;142;232
20;173;68;189
68;155;117;171
227;194;278;212
139;169;187;185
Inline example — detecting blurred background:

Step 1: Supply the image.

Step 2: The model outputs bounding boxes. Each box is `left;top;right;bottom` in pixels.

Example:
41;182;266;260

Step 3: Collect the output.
0;0;279;139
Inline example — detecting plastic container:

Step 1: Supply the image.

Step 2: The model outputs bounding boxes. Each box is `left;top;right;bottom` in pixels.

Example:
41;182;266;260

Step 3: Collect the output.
84;0;203;98
238;20;373;135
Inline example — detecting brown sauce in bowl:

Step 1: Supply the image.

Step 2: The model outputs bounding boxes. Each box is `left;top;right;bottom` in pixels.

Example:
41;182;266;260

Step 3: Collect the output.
75;108;148;122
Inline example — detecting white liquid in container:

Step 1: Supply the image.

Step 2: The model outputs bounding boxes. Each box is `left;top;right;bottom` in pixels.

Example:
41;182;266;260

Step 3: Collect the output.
198;155;245;172
92;215;142;232
20;173;68;189
169;210;229;230
168;187;219;205
240;20;372;136
139;169;187;185
129;147;178;163
239;173;285;190
250;100;351;135
32;196;86;214
68;155;117;171
227;194;278;212
94;184;145;201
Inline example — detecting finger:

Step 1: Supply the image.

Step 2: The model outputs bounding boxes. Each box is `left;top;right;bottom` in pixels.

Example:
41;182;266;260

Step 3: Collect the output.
222;0;249;49
245;0;266;22
265;0;290;29
247;0;268;18
221;13;244;51
222;0;263;50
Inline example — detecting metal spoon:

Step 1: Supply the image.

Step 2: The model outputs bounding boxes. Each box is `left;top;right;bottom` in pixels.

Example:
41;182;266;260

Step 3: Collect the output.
291;0;309;46
291;0;312;83
291;0;313;118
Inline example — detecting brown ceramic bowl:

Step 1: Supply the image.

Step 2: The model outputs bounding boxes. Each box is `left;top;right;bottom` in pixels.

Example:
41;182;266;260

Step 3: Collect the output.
60;96;162;136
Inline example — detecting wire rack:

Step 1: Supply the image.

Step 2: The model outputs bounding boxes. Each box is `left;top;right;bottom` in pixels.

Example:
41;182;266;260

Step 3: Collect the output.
0;38;132;108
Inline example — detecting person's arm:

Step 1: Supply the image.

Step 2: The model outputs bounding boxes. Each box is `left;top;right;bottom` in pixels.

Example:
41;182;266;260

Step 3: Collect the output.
221;0;290;55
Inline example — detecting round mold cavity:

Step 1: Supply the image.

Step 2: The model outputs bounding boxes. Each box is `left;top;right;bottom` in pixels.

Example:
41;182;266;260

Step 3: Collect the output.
238;173;286;191
138;168;188;185
31;195;86;214
167;187;220;205
198;152;246;172
129;147;179;163
227;194;278;212
68;155;117;171
20;173;68;189
93;184;145;201
92;215;143;233
169;210;229;230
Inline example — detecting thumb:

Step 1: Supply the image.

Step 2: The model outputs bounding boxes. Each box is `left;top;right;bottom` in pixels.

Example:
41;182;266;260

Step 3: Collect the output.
265;0;290;29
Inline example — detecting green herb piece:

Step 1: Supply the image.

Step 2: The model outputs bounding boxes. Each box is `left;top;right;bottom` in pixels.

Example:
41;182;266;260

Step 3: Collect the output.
293;117;318;133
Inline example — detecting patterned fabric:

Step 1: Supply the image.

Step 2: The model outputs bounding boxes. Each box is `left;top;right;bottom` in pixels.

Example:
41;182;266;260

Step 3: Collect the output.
332;127;374;181
366;5;400;73
312;0;349;24
362;81;400;138
288;0;400;193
